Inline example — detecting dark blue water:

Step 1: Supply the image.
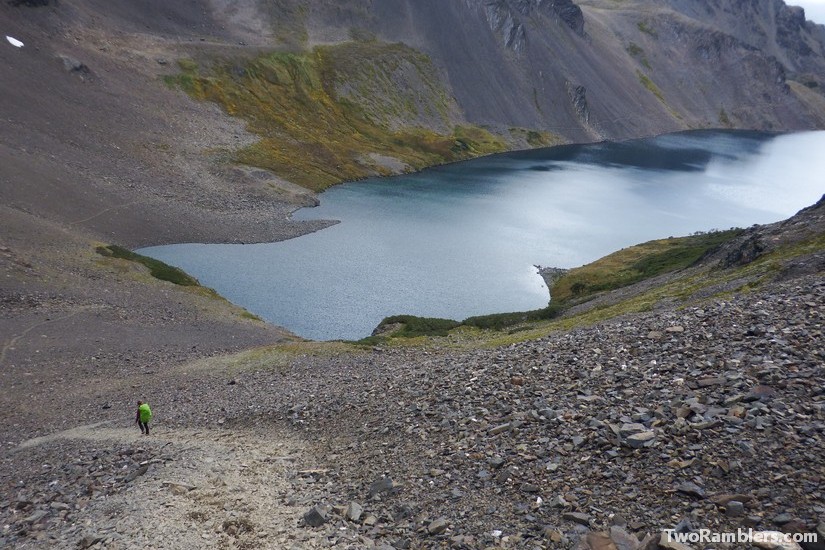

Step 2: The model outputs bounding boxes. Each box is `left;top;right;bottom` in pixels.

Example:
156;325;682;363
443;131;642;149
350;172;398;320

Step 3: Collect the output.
140;130;825;341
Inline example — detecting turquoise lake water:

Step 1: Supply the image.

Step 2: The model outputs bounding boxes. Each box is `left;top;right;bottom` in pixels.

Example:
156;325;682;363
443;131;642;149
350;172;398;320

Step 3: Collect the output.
140;130;825;340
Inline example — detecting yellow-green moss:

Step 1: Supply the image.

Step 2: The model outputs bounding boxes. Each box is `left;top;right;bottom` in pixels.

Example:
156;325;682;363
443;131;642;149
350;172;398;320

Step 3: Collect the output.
550;230;743;302
165;44;515;191
637;20;658;38
626;42;651;69
637;70;666;103
719;108;731;127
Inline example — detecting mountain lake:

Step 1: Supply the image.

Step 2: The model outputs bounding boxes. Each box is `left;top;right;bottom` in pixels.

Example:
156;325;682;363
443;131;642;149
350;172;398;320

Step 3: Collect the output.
139;130;825;340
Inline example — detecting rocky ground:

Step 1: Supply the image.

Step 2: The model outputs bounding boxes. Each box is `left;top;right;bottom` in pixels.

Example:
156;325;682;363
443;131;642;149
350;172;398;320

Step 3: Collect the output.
2;273;822;549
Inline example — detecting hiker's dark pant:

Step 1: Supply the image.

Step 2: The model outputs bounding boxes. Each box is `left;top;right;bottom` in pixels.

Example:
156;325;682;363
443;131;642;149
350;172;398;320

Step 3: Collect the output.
139;421;149;434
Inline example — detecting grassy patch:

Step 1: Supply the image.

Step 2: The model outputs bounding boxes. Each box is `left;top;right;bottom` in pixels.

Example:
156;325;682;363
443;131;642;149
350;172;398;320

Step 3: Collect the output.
509;127;562;148
375;315;461;338
626;42;651;69
96;245;200;286
718;108;731;126
637;71;666;103
164;45;518;191
550;229;743;302
637;20;658;38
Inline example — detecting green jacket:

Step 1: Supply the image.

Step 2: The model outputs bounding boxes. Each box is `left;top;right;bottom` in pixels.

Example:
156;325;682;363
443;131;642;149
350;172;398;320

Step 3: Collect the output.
138;403;152;423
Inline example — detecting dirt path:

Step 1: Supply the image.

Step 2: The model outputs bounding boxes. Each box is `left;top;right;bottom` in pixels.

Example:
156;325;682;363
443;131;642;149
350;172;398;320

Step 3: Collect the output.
11;424;333;549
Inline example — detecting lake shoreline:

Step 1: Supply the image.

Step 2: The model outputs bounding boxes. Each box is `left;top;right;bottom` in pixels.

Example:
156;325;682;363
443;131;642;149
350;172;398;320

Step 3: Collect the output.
141;131;825;341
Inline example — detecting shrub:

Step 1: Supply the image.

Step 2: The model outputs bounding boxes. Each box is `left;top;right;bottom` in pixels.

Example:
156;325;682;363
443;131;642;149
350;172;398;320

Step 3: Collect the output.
377;315;460;337
96;245;200;286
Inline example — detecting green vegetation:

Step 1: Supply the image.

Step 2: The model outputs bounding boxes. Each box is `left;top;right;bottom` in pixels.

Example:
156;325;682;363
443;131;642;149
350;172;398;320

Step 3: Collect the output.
637;20;658;38
718;108;731;126
550;229;743;302
164;44;514;191
626;42;651;69
361;229;744;343
95;245;200;286
637;70;665;103
240;311;264;322
509;127;561;148
374;315;461;338
463;302;565;331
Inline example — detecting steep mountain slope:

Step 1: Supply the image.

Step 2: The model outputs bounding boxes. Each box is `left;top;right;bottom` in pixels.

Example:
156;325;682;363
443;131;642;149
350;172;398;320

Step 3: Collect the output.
287;0;825;140
2;0;824;243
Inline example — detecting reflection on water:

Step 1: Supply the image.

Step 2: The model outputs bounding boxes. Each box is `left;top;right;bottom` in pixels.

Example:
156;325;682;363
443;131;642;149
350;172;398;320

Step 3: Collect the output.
140;130;825;341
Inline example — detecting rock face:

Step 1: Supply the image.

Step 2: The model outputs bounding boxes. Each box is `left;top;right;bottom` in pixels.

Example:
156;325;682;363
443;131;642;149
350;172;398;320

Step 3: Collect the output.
483;0;585;54
294;0;825;142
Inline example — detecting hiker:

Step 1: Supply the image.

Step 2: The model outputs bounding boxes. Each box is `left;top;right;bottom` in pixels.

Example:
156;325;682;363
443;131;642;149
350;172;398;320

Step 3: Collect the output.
135;401;152;435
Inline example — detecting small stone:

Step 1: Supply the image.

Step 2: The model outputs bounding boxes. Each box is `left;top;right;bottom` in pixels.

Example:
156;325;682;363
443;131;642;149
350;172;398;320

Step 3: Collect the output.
511;376;525;386
575;531;615;550
710;493;754;506
521;483;540;493
697;377;725;387
428;517;448;535
781;519;808;534
665;326;685;333
637;533;658;550
626;431;656;448
658;532;695;549
676;482;706;499
751;531;803;549
78;534;103;549
58;55;87;73
489;456;506;469
746;385;777;402
164;481;197;495
543;527;564;542
610;526;641;549
303;505;329;527
345;501;363;522
563;512;592;526
23;510;48;523
772;513;794;525
745;515;763;527
368;477;394;497
490;423;512;435
726;501;745;517
124;464;149;482
619;423;647;437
